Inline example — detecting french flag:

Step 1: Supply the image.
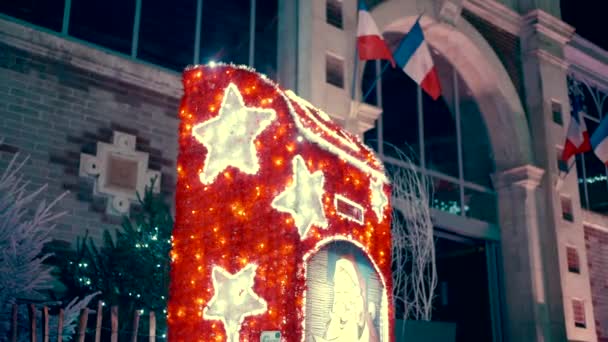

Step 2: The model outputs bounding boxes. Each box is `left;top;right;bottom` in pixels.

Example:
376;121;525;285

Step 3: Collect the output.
357;2;395;67
590;116;608;165
561;94;591;162
393;19;441;100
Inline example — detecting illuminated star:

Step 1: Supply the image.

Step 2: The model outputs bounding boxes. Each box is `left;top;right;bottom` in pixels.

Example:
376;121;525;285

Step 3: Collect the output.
272;155;328;239
370;177;388;222
192;83;276;184
203;264;267;342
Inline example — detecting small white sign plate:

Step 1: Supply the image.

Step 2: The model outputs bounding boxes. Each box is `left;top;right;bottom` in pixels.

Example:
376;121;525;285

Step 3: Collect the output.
260;331;281;342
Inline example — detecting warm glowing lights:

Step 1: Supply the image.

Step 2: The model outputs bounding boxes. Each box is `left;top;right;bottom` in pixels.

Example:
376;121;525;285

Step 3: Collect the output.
192;83;276;185
271;155;328;240
170;65;392;342
370;178;389;222
203;264;267;342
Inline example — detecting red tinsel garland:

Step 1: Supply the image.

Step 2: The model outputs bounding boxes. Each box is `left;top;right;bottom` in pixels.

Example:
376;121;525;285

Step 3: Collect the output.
168;64;393;341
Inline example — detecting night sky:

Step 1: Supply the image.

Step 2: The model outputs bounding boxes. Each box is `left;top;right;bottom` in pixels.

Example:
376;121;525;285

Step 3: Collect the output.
561;0;608;51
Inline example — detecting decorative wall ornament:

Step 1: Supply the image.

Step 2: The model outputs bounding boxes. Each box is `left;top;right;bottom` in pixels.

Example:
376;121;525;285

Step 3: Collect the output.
79;131;161;215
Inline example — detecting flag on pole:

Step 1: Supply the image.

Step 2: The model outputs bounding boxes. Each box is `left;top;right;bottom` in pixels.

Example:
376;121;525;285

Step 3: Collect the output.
561;92;591;162
392;18;441;100
590;116;608;165
356;2;395;67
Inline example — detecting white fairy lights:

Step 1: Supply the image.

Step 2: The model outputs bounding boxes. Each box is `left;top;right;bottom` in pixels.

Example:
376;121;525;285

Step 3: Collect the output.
369;177;389;222
203;264;268;342
192;83;276;184
272;155;328;239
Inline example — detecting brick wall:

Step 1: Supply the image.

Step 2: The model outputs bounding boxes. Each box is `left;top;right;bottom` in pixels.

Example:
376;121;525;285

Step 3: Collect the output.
585;225;608;342
461;9;524;100
0;41;180;246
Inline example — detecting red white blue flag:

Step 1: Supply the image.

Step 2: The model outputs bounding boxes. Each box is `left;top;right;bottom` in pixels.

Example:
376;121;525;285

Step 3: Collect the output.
562;93;591;161
356;2;395;67
590;116;608;165
392;18;441;100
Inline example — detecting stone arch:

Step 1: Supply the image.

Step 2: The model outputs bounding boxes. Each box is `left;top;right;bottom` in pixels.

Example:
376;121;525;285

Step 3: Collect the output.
364;1;533;171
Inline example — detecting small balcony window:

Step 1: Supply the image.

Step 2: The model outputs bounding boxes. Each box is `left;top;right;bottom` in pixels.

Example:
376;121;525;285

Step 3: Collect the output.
326;53;344;88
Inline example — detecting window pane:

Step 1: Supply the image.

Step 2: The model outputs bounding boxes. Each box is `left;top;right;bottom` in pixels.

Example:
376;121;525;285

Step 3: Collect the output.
1;0;64;32
326;0;343;29
361;60;379;106
464;187;497;224
379;65;420;161
138;0;196;71
199;0;250;65
458;71;495;188
423;92;458;178
431;176;461;215
254;0;278;80
577;118;608;214
326;53;344;88
581;82;601;119
70;0;135;54
576;153;588;209
364;122;378;152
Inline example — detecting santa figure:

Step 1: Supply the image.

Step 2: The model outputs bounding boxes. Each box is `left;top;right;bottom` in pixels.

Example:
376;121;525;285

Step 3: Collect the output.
315;257;380;342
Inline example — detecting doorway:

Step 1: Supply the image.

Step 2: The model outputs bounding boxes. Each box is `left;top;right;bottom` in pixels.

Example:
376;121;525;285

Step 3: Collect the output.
432;230;495;342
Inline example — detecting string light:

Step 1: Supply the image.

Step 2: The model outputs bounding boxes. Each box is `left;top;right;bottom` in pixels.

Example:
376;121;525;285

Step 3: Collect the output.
169;64;393;341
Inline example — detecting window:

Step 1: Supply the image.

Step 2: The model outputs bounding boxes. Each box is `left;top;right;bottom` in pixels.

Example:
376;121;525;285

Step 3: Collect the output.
1;0;278;76
326;0;343;29
561;195;574;222
137;0;197;70
557;147;568;172
199;0;250;66
569;77;608;214
0;0;65;32
69;0;136;54
363;42;496;224
552;99;563;125
566;246;580;273
572;298;586;328
254;0;279;80
326;53;344;88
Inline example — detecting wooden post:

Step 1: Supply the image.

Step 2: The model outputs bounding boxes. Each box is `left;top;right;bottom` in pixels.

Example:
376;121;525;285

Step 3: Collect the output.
10;304;17;342
57;309;64;342
94;301;103;342
149;311;156;342
76;308;88;342
131;310;140;342
110;306;118;342
28;304;36;342
42;306;49;342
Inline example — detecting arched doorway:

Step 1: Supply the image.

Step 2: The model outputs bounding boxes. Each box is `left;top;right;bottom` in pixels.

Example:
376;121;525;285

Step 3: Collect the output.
358;5;534;342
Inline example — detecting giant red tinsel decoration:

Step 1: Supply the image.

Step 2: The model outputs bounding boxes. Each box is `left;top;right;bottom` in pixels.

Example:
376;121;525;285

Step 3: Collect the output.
168;64;393;341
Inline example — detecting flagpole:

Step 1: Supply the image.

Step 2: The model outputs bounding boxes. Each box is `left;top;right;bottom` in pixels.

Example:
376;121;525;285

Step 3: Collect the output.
361;14;424;103
556;159;576;190
346;3;361;130
558;160;577;180
351;51;359;100
362;62;390;103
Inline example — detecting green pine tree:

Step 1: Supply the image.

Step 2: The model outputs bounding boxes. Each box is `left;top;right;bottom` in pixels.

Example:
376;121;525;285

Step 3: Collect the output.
59;180;173;339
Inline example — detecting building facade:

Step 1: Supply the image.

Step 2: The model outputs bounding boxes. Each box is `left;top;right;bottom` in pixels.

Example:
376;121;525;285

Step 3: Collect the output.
0;0;606;341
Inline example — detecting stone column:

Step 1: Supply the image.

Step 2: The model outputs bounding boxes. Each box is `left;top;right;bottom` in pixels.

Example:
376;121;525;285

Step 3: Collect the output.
492;165;554;342
519;9;597;342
